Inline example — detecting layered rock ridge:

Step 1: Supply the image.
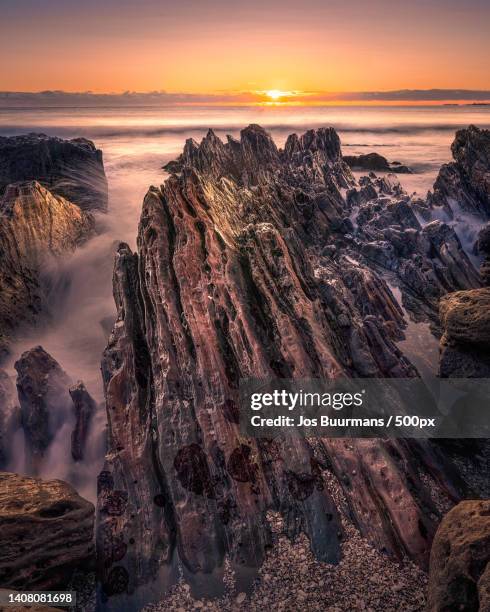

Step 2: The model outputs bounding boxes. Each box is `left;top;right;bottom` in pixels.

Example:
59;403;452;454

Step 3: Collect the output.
428;125;490;219
0;182;95;357
98;125;467;604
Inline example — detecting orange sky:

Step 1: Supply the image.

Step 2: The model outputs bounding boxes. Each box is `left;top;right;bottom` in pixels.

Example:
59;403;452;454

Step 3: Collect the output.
1;0;489;96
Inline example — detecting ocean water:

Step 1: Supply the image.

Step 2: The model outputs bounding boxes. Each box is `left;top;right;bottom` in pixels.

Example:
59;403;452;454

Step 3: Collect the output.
1;104;489;498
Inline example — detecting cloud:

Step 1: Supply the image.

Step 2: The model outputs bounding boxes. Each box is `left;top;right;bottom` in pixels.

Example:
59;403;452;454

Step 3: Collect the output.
0;89;489;107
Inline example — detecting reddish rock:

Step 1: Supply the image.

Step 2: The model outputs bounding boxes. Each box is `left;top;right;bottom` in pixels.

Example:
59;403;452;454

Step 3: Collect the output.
428;500;490;611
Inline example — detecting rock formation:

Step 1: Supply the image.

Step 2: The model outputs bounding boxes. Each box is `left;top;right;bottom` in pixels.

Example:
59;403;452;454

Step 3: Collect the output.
70;381;97;461
439;288;490;377
0;181;95;357
344;152;412;174
0;369;19;469
0;133;108;212
427;500;489;611
477;223;490;285
97;125;468;605
0;472;94;590
428;125;490;218
15;346;73;473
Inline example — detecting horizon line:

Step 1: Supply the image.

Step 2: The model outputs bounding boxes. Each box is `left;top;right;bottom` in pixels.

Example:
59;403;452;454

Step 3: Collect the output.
0;88;489;108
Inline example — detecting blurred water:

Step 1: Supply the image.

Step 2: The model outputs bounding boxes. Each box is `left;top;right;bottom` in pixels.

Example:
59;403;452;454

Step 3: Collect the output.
0;103;488;499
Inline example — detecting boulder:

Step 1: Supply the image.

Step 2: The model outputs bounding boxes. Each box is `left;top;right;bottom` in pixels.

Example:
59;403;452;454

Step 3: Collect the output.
428;500;490;611
0;472;94;590
0;133;108;211
344;152;412;174
439;288;490;377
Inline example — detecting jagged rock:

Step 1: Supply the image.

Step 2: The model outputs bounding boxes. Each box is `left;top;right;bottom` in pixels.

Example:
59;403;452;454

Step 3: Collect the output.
344;152;412;174
427;500;490;611
69;381;97;462
428;125;490;218
439;288;490;377
15;346;73;473
0;472;94;590
0;181;95;357
0;133;108;211
0;369;19;468
98;126;463;605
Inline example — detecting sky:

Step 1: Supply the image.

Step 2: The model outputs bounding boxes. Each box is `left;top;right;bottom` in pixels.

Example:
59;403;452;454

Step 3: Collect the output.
0;0;489;100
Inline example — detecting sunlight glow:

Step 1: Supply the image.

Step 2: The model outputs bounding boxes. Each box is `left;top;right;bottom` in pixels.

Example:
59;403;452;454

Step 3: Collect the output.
265;89;291;101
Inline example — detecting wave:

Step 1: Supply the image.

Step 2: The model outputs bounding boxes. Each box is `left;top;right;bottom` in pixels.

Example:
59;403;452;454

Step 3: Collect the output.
1;122;490;141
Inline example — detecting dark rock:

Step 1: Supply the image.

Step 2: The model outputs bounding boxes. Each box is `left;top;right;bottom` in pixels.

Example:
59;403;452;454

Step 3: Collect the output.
429;125;490;218
15;346;73;473
427;500;489;611
0;369;19;468
477;224;490;286
344;152;413;174
344;152;391;171
0;471;94;590
0;133;108;211
0;181;95;357
69;381;97;462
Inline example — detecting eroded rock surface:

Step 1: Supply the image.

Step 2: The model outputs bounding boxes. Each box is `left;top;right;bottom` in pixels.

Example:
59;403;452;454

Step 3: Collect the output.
429;125;490;218
439;288;490;377
0;472;94;590
0;181;96;357
428;500;490;611
0;133;108;211
97;125;467;604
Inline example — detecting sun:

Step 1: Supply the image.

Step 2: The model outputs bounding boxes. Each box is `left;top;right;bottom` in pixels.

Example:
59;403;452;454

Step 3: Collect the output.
265;89;290;101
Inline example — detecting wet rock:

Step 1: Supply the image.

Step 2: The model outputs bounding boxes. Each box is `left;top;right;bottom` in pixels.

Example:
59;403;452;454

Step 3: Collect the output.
0;181;96;357
0;471;94;590
15;346;73;473
427;500;490;611
69;381;97;462
0;133;108;211
429;125;490;218
344;152;412;174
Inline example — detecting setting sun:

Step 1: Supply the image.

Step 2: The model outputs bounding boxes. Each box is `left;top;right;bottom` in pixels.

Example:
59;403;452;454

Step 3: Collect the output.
265;89;290;101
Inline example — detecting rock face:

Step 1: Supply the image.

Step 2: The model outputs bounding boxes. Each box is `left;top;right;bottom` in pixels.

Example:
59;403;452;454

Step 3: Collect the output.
69;381;97;461
0;472;94;590
344;152;412;174
97;125;467;604
15;346;73;473
428;500;490;612
0;181;95;357
439;288;490;377
429;125;490;218
0;133;108;211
